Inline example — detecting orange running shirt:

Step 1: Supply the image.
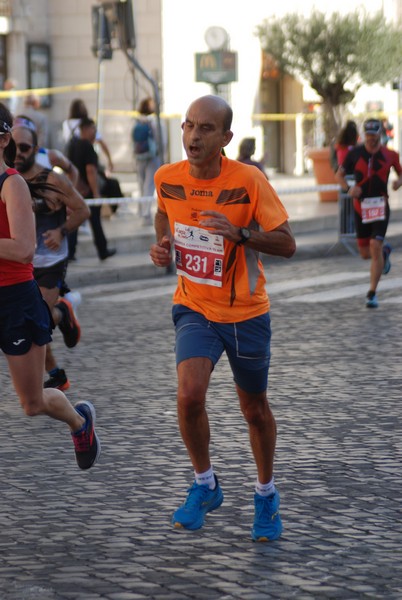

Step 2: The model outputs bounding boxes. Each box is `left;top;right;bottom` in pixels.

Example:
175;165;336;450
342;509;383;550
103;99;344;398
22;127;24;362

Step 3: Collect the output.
155;156;289;322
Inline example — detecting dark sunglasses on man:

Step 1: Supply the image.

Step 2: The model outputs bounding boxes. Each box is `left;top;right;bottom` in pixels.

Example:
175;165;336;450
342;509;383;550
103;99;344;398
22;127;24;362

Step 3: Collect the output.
16;143;35;153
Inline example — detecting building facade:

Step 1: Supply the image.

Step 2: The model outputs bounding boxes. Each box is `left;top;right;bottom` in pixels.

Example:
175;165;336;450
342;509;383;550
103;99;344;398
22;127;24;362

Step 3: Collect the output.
1;0;401;173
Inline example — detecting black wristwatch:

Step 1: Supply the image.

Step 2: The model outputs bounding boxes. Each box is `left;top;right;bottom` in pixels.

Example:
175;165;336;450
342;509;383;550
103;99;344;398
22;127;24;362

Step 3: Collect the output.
236;227;251;245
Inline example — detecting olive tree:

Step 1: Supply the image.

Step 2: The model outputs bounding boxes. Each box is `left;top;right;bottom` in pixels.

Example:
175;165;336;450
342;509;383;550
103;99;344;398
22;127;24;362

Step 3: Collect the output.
256;10;402;144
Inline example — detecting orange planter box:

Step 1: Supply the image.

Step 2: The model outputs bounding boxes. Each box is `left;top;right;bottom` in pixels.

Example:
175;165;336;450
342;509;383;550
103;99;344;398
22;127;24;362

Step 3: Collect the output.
308;147;338;202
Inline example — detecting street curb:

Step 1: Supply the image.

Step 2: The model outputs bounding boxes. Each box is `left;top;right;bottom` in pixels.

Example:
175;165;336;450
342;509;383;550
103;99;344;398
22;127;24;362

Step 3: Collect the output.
65;228;402;288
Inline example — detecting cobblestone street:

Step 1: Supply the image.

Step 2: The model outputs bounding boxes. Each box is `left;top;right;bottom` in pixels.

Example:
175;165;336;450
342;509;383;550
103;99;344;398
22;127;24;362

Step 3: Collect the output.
1;253;402;599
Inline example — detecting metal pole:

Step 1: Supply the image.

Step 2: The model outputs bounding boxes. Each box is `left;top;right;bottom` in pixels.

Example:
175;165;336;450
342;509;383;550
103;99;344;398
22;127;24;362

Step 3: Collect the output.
109;0;163;163
121;47;164;165
96;58;105;135
95;5;111;136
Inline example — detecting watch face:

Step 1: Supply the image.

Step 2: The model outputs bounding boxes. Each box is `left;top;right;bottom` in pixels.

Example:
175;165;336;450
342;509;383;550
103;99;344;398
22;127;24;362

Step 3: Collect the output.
205;26;228;50
241;227;250;241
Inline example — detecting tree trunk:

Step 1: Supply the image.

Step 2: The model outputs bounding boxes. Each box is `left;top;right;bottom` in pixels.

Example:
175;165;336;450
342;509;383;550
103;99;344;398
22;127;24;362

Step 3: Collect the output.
322;100;341;146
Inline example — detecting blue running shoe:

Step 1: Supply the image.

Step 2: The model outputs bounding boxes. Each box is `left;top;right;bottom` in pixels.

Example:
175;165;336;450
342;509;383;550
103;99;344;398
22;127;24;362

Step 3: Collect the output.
366;291;379;309
172;475;223;530
251;490;283;542
382;242;392;275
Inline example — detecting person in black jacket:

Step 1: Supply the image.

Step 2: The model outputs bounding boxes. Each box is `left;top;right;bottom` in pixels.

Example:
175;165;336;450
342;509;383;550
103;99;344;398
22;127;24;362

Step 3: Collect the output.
67;117;116;261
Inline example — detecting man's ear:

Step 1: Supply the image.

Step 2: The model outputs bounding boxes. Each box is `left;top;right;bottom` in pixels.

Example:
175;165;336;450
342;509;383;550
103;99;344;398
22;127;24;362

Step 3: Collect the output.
222;130;233;148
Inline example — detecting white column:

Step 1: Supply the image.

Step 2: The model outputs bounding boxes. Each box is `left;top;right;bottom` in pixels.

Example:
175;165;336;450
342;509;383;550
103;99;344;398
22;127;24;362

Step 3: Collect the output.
294;113;304;176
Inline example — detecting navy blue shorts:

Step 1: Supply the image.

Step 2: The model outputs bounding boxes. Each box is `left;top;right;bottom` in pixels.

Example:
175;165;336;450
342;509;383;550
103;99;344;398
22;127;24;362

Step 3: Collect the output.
0;280;53;356
172;304;271;394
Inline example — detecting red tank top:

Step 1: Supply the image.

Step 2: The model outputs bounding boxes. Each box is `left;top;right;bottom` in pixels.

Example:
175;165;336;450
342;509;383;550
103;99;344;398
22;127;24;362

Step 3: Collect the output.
0;168;34;286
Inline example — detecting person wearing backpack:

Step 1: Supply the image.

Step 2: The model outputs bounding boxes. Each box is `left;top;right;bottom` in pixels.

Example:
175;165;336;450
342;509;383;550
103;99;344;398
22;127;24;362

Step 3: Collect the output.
132;97;162;225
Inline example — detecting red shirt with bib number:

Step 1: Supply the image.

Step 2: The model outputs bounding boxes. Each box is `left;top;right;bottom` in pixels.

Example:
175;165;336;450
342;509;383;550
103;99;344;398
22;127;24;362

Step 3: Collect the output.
342;144;402;218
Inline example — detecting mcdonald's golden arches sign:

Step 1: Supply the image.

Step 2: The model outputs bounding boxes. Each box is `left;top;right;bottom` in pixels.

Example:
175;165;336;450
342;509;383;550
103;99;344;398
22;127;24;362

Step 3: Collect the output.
195;51;237;84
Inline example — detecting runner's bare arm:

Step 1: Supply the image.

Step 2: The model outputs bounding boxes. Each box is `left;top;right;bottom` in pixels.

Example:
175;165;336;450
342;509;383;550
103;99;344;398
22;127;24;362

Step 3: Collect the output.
42;171;90;251
392;170;402;191
335;167;362;198
0;175;36;263
48;148;79;187
150;208;172;267
335;166;349;192
199;211;296;258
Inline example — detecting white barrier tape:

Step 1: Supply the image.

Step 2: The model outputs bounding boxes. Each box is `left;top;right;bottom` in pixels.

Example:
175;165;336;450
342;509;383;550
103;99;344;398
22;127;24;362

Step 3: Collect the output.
86;196;154;206
275;184;340;194
86;184;341;206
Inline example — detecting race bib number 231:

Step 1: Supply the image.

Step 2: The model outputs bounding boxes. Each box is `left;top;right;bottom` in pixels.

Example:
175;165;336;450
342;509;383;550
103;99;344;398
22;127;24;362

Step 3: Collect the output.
174;222;224;287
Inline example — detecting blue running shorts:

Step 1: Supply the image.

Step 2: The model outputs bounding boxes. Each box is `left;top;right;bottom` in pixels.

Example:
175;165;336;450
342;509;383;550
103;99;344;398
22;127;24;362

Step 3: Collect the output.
172;304;271;394
0;280;53;356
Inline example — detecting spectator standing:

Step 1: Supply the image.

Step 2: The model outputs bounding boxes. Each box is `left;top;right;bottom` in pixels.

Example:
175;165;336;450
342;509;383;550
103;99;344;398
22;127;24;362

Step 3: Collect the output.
62;98;114;172
237;137;268;177
132;97;163;225
336;118;402;308
381;118;394;146
333;120;359;170
67;117;116;261
62;98;121;216
149;95;296;541
0;101;100;471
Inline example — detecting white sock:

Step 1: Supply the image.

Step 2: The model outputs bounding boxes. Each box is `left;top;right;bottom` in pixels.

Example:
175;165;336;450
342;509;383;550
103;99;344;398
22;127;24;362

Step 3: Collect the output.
255;478;275;497
195;466;215;490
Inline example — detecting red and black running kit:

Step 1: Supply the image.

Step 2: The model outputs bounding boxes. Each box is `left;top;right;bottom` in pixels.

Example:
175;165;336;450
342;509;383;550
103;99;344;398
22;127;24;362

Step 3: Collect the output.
342;144;402;243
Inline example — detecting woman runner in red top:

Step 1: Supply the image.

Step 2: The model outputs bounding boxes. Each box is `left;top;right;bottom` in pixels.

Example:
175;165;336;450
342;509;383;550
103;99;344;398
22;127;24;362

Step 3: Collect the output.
0;102;100;470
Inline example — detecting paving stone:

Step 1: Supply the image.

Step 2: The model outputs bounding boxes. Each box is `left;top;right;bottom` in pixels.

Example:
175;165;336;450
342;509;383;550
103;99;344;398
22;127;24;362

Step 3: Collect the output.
1;253;402;598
